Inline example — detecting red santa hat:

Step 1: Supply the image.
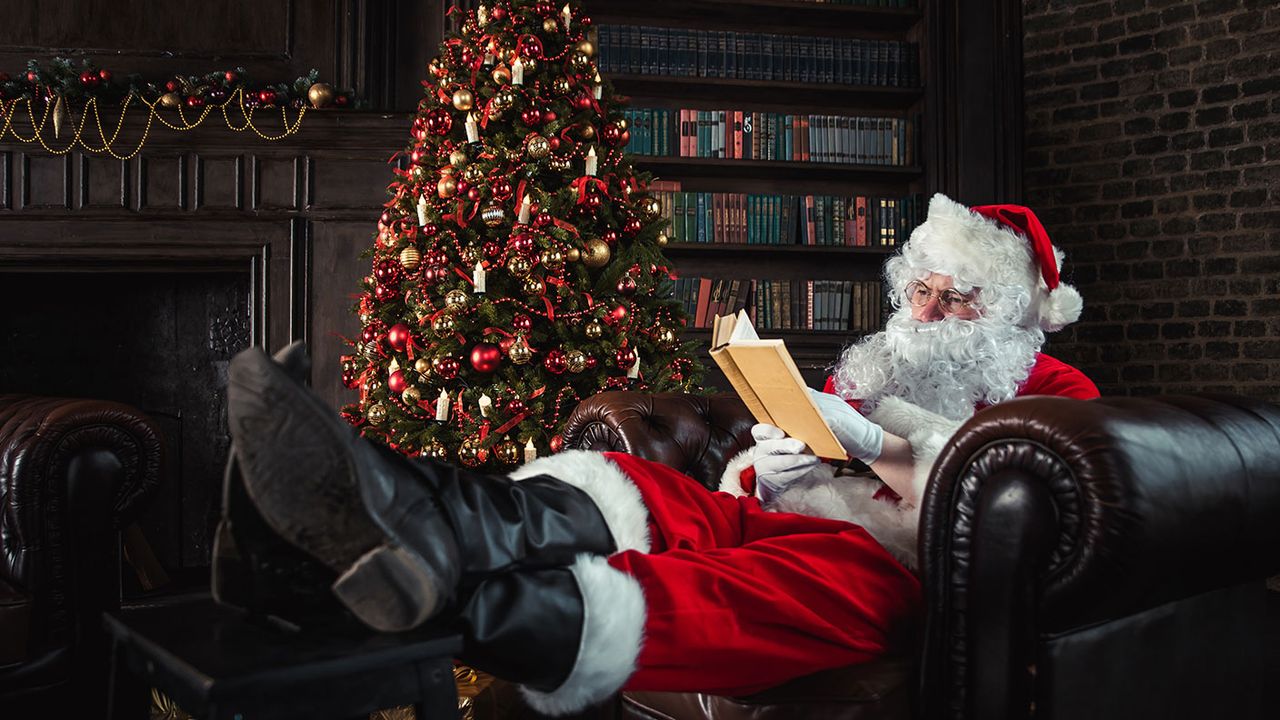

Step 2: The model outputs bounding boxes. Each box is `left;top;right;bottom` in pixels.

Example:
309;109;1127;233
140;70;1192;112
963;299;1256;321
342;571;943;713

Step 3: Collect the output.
898;193;1083;332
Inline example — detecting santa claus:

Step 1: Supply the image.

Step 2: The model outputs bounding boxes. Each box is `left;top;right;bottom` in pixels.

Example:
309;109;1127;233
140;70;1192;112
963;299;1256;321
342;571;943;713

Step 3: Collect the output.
214;194;1098;716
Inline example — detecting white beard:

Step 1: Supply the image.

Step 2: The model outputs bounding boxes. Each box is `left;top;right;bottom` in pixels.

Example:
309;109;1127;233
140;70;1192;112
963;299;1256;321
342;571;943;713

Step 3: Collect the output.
830;307;1043;421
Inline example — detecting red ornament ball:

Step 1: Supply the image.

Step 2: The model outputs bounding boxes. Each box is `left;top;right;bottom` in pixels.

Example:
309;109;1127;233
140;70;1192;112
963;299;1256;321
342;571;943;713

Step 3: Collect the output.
508;398;527;415
521;107;544;127
606;304;629;326
361;322;384;345
387;323;413;351
164;79;180;93
374;259;403;285
535;1;555;16
79;70;101;89
624;218;644;236
258;89;277;106
434;356;461;380
543;110;558;123
573;94;593;111
373;284;399;303
470;343;503;373
543;349;568;374
409;147;430;165
513;313;532;332
388;370;408;394
466;187;481;202
616;275;638;296
549;434;564;453
511;232;535;254
519;35;545;59
224;71;238;84
342;369;359;388
100;69;115;82
602;230;619;246
422;223;440;237
615;347;638;370
533;213;553;229
602;123;623;146
425;109;453;136
547;137;561;151
483;241;502;258
491;6;507;21
584;194;603;211
585;355;599;370
492;179;513;198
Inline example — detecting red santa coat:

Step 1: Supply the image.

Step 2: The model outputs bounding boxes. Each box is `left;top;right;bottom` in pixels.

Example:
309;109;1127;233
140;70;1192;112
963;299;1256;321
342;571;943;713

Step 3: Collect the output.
511;354;1097;707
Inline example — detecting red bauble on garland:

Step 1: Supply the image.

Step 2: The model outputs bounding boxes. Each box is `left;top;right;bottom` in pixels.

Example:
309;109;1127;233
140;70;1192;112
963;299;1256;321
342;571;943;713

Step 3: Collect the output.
601;230;619;246
519;34;545;59
470;343;503;373
361;321;385;345
507;398;527;415
615;346;637;370
510;231;535;255
387;323;413;351
425;109;453;135
533;212;553;229
521;107;544;127
512;313;532;332
543;349;568;374
373;284;400;303
374;259;404;285
387;369;408;394
258;89;277;106
549;434;564;453
605;304;629;326
616;275;637;296
434;356;461;380
602;123;623;145
623;217;644;236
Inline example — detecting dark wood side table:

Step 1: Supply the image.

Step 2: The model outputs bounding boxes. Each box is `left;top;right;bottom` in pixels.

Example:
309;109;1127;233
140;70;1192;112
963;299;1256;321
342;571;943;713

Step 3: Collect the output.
103;597;463;720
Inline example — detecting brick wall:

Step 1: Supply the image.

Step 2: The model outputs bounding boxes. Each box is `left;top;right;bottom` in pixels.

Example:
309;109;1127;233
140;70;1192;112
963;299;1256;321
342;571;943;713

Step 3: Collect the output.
1022;0;1280;399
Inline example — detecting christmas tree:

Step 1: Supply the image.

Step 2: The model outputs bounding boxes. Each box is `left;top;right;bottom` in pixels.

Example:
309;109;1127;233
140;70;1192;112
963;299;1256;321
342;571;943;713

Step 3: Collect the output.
341;0;702;468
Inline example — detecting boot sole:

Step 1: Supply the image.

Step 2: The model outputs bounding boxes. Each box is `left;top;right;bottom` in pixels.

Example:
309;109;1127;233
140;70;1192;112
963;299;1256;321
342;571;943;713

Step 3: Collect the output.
228;348;443;631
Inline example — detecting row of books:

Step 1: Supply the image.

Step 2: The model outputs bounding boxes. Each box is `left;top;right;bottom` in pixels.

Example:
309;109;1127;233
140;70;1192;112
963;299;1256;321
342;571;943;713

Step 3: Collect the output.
623;108;916;166
599;26;920;87
674;277;886;332
789;0;916;5
648;191;924;247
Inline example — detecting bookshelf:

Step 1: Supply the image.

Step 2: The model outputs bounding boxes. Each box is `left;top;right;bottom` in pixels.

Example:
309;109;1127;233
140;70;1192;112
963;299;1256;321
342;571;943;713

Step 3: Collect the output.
585;0;931;388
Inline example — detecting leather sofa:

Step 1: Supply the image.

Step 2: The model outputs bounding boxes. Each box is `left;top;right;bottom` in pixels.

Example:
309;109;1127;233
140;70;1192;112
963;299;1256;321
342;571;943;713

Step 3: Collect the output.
0;395;163;716
562;392;1280;720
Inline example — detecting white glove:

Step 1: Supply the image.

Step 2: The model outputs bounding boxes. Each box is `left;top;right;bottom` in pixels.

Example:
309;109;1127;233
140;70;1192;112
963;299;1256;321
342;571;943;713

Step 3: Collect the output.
750;423;832;502
808;389;884;464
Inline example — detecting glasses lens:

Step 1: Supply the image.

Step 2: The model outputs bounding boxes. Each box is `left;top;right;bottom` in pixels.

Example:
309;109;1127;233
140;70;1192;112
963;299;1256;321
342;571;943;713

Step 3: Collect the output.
906;282;930;307
940;291;968;314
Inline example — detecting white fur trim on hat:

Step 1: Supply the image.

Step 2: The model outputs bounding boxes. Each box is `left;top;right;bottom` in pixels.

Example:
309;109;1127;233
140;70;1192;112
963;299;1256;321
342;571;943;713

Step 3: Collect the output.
901;193;1081;332
518;553;646;715
510;450;651;553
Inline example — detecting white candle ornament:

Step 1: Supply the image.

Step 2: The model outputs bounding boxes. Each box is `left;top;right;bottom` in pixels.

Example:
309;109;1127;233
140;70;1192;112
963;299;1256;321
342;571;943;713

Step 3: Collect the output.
465;114;480;143
524;438;537;463
584;146;598;176
435;389;450;422
473;261;487;293
417;195;429;226
561;3;571;30
478;392;493;418
517;194;532;224
512;58;525;86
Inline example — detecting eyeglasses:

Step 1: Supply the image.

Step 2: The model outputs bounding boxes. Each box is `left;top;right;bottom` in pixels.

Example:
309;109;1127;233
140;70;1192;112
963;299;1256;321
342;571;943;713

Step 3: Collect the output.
903;280;976;315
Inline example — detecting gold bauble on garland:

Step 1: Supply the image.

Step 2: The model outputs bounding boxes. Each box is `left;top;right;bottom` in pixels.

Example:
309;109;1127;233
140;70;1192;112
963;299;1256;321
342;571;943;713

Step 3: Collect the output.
401;386;422;405
642;197;662;217
450;149;468;167
481;203;506;227
507;255;533;278
585;320;604;339
522;276;546;295
542;17;559;33
565;349;588;373
432;314;456;337
423;441;448;461
159;92;182;109
656;232;669;246
457;438;488;467
656;326;678;350
494;440;521;465
508;334;533;364
577;39;596;57
445;288;469;311
492;65;512;85
552;77;572;96
414;357;432;375
437;176;458;199
581;238;611;268
366;403;388;425
566;247;582;262
453;88;475;111
540;248;565;270
307;83;335;108
525;135;551;160
399;246;421;271
462;163;485;183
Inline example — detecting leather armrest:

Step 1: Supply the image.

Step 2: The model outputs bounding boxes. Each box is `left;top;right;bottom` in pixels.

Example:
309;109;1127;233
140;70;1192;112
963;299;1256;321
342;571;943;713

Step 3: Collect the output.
918;394;1280;718
0;395;163;658
562;392;756;489
0;575;32;667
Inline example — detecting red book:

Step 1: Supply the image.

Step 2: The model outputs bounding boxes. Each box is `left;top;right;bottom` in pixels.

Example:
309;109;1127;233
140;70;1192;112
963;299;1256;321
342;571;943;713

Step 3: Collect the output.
695;278;714;327
855;196;868;247
733;111;744;159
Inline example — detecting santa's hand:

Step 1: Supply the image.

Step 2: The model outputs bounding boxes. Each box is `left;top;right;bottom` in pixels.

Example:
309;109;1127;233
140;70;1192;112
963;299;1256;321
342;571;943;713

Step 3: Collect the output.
750;423;832;502
808;389;885;464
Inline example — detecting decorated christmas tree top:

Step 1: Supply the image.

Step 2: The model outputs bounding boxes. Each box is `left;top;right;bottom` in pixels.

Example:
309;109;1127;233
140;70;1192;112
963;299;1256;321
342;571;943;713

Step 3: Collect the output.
341;0;702;469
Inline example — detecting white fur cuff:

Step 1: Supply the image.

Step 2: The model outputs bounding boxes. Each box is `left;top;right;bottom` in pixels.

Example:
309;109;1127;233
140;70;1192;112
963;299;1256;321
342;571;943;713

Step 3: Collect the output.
519;554;646;715
510;450;652;553
717;446;758;497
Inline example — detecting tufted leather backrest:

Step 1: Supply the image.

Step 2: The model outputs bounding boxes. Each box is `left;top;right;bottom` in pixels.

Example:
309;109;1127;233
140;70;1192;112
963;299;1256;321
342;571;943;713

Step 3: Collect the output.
561;392;756;490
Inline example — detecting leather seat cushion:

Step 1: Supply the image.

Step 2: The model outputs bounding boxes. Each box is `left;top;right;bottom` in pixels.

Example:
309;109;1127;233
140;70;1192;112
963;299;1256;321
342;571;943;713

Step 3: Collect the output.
0;575;32;666
620;656;912;720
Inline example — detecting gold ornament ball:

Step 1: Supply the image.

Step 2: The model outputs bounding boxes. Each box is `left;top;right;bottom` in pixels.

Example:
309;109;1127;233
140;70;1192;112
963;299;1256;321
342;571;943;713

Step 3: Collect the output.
445;288;469;311
482;203;507;227
642;197;662;217
414;357;432;374
410;165;428;182
361;341;380;360
452;88;475;111
492;66;512;85
402;386;423;405
566;349;588;373
521;57;538;74
438;74;455;90
577;39;596;57
585;320;605;339
507;254;533;278
307;83;335;108
566;247;582;262
542;17;559;33
399;246;422;271
552;77;572;96
579;123;596;140
526;135;551;160
462;163;485;183
493;88;518;111
617;117;629;130
159;92;182;110
458;439;488;467
494;440;521;465
462;245;483;264
509;335;533;364
522;276;546;295
366;403;388;425
548;156;572;172
657;326;678;350
437;176;458;199
571;52;593;71
432;314;456;337
424;441;448;461
540;248;565;270
581;238;612;268
449;149;468;168
656;232;669;246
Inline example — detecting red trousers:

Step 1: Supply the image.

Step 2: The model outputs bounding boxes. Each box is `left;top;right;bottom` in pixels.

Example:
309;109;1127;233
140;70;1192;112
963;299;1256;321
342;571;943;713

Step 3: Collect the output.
603;452;922;696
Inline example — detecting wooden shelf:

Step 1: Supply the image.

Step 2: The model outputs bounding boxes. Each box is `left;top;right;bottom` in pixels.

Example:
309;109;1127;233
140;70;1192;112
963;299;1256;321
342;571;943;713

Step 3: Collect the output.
662;242;896;256
634;156;922;182
584;0;922;35
609;75;922;112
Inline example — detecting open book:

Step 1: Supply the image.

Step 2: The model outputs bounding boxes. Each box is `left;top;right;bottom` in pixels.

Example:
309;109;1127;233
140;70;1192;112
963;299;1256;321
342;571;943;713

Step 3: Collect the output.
709;310;849;461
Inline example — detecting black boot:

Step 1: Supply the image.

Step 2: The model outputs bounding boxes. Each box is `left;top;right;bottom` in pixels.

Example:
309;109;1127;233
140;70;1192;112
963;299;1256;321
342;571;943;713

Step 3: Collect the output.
226;345;628;632
455;556;645;716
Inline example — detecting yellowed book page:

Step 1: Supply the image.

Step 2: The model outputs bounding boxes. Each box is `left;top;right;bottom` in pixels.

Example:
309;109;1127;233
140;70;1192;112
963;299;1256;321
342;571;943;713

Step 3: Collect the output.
709;346;774;426
724;343;848;460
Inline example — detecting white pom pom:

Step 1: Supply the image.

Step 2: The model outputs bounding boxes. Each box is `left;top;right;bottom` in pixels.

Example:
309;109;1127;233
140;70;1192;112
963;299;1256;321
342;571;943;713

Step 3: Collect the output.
1039;284;1083;332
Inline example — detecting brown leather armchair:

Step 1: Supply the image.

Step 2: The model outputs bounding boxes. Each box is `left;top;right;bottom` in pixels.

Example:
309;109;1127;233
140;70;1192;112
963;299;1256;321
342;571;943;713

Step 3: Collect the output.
0;395;163;716
562;392;1280;720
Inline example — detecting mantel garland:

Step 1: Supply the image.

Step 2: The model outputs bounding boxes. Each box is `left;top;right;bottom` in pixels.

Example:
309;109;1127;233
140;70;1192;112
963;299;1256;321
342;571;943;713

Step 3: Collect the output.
0;57;358;159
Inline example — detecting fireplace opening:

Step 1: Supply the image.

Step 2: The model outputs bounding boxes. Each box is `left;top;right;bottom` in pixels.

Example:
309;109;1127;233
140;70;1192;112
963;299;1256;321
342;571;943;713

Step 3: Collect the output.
0;270;251;595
